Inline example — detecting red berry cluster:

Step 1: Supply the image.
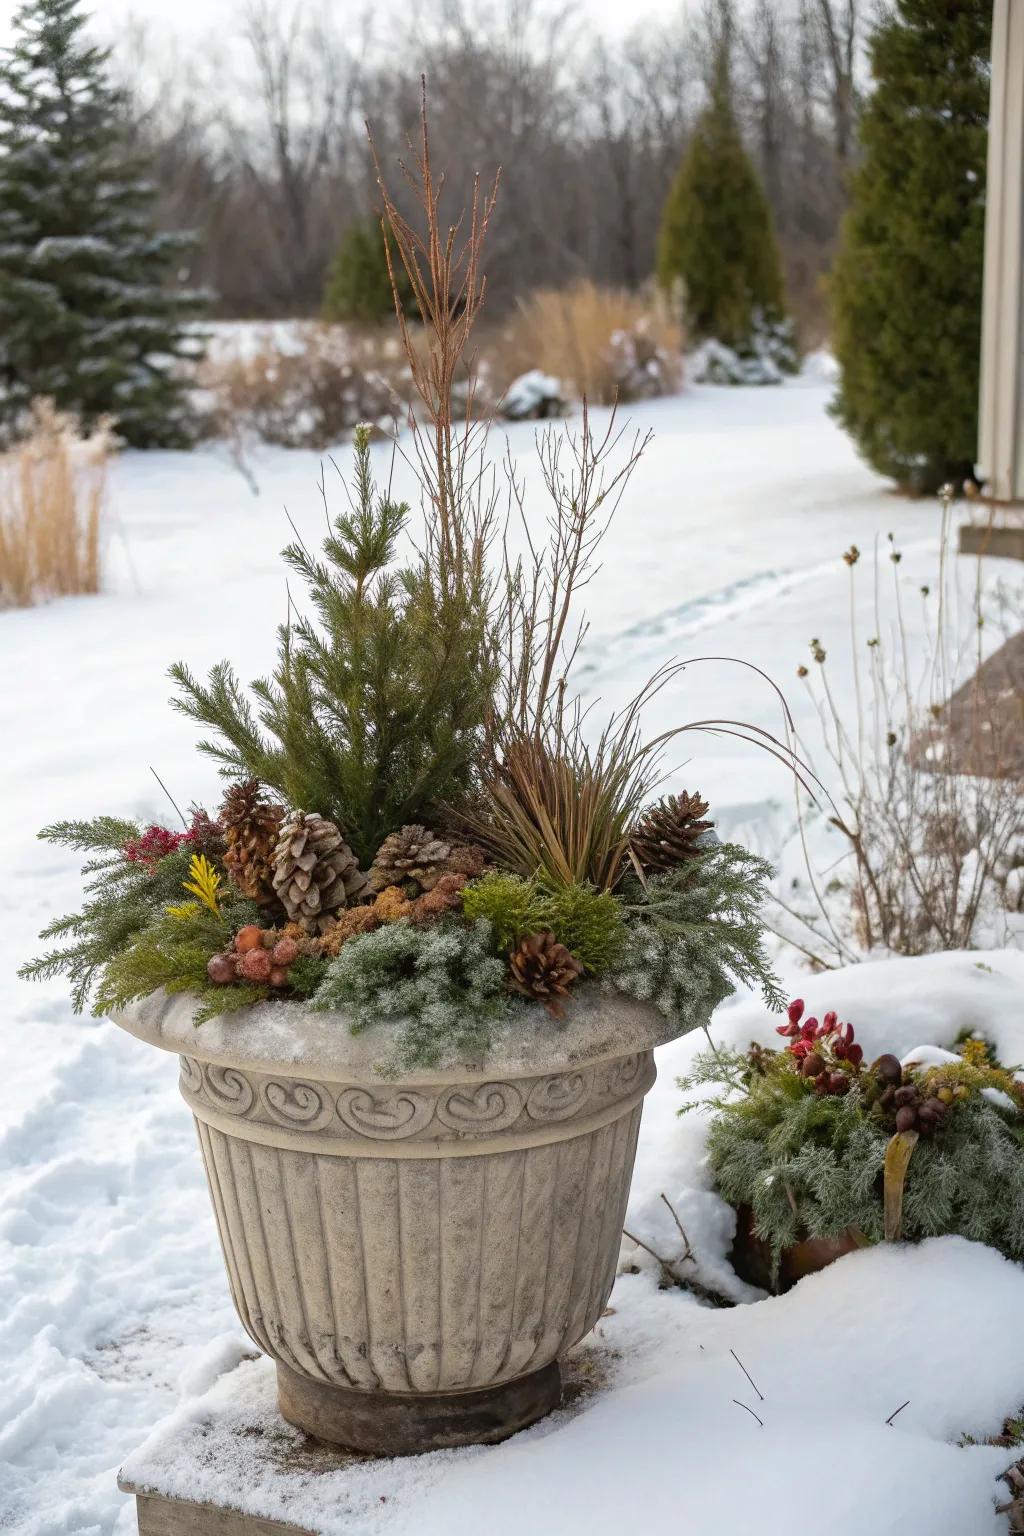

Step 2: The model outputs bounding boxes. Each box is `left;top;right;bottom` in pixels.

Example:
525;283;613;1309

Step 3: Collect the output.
124;810;222;872
776;998;863;1096
207;926;299;990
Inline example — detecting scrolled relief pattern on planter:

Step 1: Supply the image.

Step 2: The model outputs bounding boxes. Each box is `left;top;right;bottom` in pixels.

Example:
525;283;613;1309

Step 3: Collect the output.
178;1049;653;1147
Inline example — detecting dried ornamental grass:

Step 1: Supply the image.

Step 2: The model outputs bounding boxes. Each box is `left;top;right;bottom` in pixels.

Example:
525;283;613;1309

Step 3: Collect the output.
0;399;113;608
498;279;684;405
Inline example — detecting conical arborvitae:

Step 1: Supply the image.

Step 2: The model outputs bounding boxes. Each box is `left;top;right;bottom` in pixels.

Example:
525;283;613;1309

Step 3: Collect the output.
829;0;990;493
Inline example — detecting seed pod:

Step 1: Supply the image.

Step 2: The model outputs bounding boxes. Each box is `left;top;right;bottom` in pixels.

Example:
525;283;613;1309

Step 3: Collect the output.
239;947;272;982
875;1054;903;1085
234;925;265;954
206;953;237;985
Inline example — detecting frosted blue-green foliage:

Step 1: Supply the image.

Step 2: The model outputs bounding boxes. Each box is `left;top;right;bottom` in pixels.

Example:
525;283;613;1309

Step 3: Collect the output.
612;844;784;1027
311;919;509;1068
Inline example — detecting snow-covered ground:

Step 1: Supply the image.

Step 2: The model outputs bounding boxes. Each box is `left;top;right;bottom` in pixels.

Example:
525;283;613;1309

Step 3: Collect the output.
2;375;1022;1535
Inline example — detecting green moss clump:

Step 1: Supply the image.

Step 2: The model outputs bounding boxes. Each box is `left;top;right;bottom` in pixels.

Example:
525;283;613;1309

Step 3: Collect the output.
460;873;626;973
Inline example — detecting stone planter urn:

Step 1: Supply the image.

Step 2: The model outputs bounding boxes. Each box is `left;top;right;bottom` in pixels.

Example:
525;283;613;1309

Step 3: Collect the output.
115;986;678;1455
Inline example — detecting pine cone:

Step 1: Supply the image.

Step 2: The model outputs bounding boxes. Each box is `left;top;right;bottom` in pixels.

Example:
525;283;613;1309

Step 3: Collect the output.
221;779;286;906
368;824;452;894
508;931;583;1019
630;791;713;875
272;811;370;933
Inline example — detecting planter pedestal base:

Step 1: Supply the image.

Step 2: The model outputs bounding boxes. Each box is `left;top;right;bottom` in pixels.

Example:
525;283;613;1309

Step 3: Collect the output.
276;1359;563;1455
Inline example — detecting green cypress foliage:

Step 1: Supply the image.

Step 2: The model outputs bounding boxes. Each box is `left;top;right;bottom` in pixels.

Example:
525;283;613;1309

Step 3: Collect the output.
322;219;412;324
0;0;207;446
657;52;792;365
169;425;497;868
830;0;990;493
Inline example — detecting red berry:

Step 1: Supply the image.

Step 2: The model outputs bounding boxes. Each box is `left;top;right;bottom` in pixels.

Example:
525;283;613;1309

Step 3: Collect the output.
239;947;272;982
271;937;299;967
206;953;236;985
234;925;264;954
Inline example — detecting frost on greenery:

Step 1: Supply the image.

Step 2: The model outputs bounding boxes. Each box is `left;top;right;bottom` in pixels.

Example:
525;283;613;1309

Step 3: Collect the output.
612;843;784;1027
310;919;510;1068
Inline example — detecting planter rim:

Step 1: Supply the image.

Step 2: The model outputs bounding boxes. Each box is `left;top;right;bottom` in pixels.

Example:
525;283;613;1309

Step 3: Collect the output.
112;983;684;1086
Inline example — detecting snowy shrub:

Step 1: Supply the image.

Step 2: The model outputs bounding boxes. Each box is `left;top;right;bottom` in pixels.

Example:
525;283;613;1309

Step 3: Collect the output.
199;324;404;451
310;919;509;1068
497;280;683;406
777;502;1024;962
0;400;113;608
691;312;799;387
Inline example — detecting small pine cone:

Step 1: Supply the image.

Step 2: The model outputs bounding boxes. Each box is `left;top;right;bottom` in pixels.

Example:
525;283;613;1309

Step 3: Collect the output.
272;810;370;933
368;824;451;894
508;931;583;1019
221;779;286;907
408;872;469;924
630;791;713;875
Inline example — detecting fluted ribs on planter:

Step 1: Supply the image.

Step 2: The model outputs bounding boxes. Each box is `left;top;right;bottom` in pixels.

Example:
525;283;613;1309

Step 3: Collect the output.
195;1104;642;1395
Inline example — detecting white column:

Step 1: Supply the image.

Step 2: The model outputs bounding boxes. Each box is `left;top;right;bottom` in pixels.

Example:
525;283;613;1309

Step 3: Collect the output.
978;0;1024;503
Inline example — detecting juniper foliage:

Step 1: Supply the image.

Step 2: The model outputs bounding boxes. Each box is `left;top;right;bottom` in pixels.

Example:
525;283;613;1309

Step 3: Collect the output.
170;426;497;867
0;0;207;446
310;918;509;1068
93;903;268;1024
613;844;784;1025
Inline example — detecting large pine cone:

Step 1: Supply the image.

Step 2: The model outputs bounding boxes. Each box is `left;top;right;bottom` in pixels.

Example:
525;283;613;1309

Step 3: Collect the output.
630;791;713;875
508;931;583;1019
368;824;452;894
220;778;285;906
272;811;369;932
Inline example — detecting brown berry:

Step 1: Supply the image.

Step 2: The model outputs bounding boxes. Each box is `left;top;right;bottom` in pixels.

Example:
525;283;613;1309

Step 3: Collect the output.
894;1086;917;1107
895;1106;917;1133
234;925;264;954
271;937;299;967
802;1053;826;1078
828;1073;850;1096
239;947;272;982
206;953;237;985
875;1054;903;1085
269;966;290;988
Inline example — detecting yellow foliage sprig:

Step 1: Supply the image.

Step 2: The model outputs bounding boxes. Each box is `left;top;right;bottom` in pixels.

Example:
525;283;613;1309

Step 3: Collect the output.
175;853;223;917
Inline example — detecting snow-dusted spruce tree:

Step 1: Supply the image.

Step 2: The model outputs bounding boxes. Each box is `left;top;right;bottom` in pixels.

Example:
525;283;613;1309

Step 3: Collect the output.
830;0;989;494
657;42;796;384
0;0;207;447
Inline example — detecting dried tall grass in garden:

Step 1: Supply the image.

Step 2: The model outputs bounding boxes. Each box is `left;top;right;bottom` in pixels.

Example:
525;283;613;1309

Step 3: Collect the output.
776;497;1024;963
498;279;684;405
0;400;113;609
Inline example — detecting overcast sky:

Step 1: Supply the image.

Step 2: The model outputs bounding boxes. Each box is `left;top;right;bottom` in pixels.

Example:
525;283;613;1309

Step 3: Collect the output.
0;0;683;49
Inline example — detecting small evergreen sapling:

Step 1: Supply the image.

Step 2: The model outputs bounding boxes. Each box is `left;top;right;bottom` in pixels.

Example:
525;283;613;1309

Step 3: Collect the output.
170;425;497;867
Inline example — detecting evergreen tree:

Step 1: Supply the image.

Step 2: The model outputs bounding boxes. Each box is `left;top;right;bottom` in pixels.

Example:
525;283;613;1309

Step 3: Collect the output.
0;0;207;447
830;0;990;494
322;218;412;325
657;49;793;372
